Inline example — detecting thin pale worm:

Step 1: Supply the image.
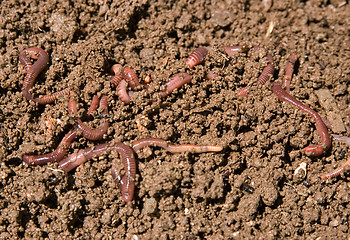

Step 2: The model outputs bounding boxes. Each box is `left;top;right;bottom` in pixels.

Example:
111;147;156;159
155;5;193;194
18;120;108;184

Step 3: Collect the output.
185;47;210;69
131;138;223;153
58;142;136;202
282;53;297;92
159;73;192;98
332;134;350;146
271;83;331;156
23;129;78;165
19;47;69;104
321;157;350;180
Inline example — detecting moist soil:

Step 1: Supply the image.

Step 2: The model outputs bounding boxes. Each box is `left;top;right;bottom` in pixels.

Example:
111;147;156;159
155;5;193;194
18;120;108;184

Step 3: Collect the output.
0;0;350;239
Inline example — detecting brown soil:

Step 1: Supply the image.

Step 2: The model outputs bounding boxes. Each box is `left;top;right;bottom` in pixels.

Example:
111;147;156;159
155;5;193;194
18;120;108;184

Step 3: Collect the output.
0;0;349;239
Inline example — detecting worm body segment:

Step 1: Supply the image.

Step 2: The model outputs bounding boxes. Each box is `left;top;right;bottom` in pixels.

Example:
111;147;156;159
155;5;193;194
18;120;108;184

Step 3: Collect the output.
23;129;78;165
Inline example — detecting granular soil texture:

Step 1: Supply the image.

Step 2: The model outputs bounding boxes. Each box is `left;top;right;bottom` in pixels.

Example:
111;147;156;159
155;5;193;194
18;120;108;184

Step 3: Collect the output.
0;0;350;239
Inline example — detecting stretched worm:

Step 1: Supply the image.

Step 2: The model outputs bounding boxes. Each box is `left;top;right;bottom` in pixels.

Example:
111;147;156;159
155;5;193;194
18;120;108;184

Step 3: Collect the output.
23;128;78;165
131;138;223;153
271;83;331;156
321;157;350;180
19;47;69;104
159;73;192;98
282;53;297;92
58;142;136;202
185;47;210;69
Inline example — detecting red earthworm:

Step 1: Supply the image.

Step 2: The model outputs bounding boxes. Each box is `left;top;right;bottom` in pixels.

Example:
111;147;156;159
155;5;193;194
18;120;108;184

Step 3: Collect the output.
58;142;136;202
123;67;141;88
117;79;131;104
23;128;78;166
257;53;275;85
282;53;297;92
321;157;350;180
19;47;69;104
159;73;192;98
76;96;109;140
185;47;210;69
271;83;331;156
131;138;223;153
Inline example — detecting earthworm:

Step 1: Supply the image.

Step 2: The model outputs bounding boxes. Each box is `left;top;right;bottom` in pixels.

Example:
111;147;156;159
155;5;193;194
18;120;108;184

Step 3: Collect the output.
117;79;131;104
76;95;109;140
131;138;223;153
185;47;210;69
159;73;192;98
222;45;249;57
58;142;136;202
23;128;78;166
321;157;350;180
282;53;297;92
19;47;69;104
257;53;275;85
271;83;331;156
332;134;350;146
123;67;141;88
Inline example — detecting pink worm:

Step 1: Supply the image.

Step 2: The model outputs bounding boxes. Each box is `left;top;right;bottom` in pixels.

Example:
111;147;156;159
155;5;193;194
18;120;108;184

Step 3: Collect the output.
19;47;69;104
159;73;192;98
271;83;331;156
